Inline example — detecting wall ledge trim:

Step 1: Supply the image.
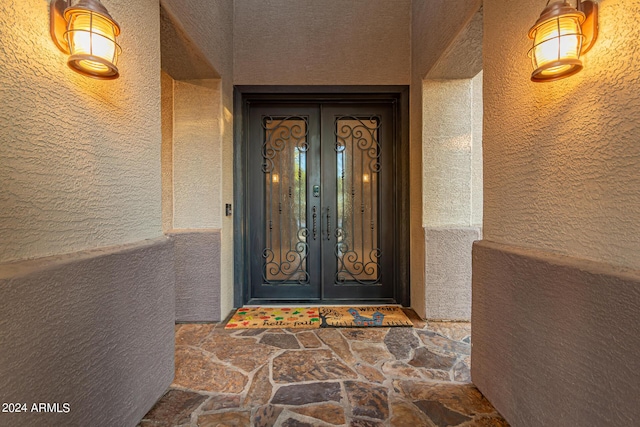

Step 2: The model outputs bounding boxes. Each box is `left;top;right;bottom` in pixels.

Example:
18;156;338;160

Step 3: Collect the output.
168;228;222;234
475;239;640;283
424;225;482;231
0;236;171;281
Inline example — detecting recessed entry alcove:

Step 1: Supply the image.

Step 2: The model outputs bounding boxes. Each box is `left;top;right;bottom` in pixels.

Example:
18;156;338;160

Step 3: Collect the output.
233;87;410;307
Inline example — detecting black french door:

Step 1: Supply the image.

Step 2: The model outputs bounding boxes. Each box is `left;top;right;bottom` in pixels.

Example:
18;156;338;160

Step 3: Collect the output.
247;101;396;303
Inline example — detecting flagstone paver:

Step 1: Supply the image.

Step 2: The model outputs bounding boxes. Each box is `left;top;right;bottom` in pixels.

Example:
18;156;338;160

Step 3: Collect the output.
383;327;420;360
139;313;509;427
243;364;272;406
344;381;389;420
271;382;342;405
171;347;247;393
316;328;357;364
351;341;393;365
259;333;301;349
354;362;386;384
272;349;358;383
295;330;323;348
139;389;207;426
291;403;346;425
196;410;250;427
408;347;458;371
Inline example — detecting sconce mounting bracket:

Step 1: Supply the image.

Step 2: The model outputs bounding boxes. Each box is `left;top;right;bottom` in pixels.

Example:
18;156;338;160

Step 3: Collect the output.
578;0;599;54
50;0;71;53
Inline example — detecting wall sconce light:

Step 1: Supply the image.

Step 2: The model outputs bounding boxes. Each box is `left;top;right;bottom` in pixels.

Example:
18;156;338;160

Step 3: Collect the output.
50;0;122;79
528;1;599;82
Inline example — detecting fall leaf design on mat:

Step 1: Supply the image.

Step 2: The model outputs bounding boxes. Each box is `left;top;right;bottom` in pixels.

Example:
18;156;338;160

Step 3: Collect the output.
225;306;321;329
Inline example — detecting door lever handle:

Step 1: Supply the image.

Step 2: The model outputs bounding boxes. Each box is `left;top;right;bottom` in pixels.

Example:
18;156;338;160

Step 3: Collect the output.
326;206;331;240
312;206;317;240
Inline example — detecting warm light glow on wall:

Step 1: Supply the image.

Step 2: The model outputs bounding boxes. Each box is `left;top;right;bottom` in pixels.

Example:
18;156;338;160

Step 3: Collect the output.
528;1;599;82
51;0;122;79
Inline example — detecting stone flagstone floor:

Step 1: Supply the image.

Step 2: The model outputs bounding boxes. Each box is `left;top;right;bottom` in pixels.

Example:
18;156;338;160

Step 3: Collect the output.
139;310;509;427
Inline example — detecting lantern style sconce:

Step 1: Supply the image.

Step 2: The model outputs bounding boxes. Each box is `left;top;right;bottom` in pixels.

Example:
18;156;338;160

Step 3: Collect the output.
528;0;599;82
50;0;122;79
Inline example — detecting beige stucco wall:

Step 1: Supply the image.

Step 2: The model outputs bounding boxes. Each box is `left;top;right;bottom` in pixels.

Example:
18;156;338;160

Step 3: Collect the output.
173;79;223;229
0;1;175;424
471;72;483;226
421;74;483;320
161;71;174;233
411;0;482;318
422;72;482;227
0;0;162;263
476;1;640;424
162;0;235;317
484;0;640;270
233;0;410;85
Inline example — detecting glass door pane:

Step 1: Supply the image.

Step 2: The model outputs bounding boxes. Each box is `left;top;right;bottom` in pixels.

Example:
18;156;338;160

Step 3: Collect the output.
248;106;321;301
321;105;395;300
262;117;309;284
335;117;381;284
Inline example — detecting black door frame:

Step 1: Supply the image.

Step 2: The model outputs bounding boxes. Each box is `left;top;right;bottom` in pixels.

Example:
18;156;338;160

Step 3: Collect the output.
233;86;410;307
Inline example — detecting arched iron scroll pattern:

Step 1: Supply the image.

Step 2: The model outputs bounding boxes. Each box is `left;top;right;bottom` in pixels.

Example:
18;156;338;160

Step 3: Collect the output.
261;116;310;285
334;116;382;285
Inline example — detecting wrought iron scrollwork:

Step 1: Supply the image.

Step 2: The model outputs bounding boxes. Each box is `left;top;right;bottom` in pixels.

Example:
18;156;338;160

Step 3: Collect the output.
334;116;382;285
261;116;310;285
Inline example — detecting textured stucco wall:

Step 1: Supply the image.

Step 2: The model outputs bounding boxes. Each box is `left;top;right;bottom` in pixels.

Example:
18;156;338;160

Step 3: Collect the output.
0;2;173;424
0;238;175;427
410;0;482;318
473;241;640;426
423;79;473;226
170;230;221;322
484;0;640;270
422;75;483;227
161;71;174;233
161;0;235;318
173;79;222;229
426;7;484;80
0;0;162;263
422;76;483;320
414;0;483;320
160;5;220;81
162;0;233;83
233;0;410;85
476;0;640;424
471;72;483;226
425;227;480;320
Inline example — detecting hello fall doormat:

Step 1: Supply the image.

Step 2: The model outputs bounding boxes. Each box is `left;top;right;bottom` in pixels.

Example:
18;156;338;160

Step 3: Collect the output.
225;306;413;329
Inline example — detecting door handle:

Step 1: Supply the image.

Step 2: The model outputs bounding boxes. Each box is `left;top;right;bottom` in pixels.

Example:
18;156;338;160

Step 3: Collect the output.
312;206;317;240
326;206;331;240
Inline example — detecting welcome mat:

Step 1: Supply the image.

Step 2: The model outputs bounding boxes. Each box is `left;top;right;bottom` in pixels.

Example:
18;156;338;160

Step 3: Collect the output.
225;307;320;329
225;306;413;329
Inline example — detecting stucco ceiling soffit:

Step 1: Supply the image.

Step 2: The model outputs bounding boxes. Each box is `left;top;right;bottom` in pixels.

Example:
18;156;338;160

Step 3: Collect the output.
160;4;220;81
425;5;483;80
